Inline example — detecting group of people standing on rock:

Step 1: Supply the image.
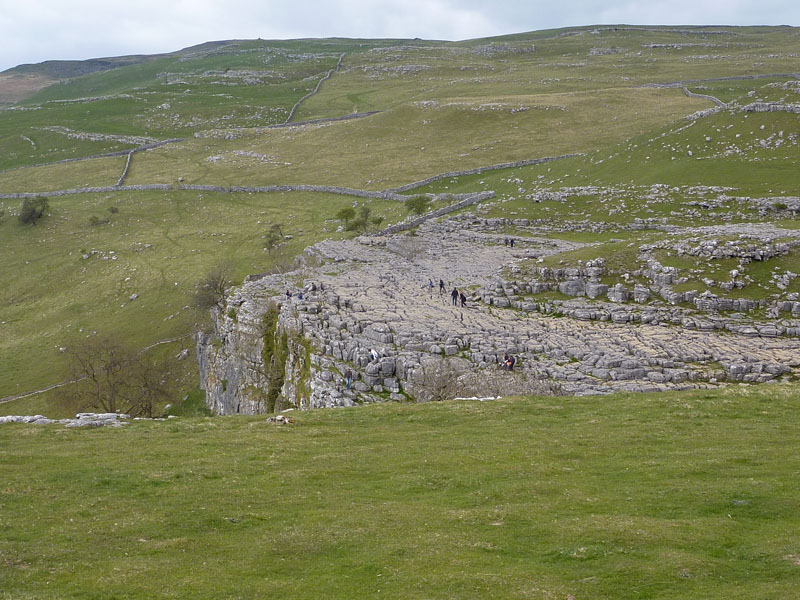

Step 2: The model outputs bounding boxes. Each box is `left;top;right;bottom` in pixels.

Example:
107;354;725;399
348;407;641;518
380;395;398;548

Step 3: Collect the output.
451;287;467;308
427;278;468;308
285;282;321;301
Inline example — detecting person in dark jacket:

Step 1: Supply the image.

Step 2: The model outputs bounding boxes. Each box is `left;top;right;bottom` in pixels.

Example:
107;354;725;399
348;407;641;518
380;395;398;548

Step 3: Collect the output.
451;287;459;306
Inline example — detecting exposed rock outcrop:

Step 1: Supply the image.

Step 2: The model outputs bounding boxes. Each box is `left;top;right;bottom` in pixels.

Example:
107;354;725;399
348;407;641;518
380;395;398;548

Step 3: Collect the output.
198;218;800;414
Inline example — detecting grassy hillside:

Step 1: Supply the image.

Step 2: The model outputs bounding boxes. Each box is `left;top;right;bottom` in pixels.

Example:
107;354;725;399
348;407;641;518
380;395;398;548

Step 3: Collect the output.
0;40;376;171
120;87;704;191
1;385;799;599
0;190;406;399
1;25;799;406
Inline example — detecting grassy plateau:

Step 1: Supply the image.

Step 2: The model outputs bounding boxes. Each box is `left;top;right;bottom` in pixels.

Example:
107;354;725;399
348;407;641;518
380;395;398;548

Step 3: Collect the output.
2;385;800;599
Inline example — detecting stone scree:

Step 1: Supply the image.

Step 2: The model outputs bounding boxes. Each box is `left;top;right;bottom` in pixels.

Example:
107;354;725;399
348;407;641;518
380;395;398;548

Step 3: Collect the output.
197;218;800;415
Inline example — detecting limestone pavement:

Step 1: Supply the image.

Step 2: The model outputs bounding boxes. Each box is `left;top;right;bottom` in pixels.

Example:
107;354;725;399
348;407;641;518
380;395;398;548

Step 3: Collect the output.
198;217;800;414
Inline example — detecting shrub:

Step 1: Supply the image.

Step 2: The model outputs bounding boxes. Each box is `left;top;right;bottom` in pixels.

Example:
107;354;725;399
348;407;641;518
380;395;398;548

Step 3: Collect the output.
405;195;431;215
336;207;355;228
193;262;233;310
264;223;283;255
18;196;49;225
346;205;384;233
411;358;469;402
409;357;561;402
89;215;109;226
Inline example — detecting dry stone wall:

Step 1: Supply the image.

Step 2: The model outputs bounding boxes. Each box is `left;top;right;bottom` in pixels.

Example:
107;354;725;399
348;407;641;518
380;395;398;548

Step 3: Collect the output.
387;155;581;193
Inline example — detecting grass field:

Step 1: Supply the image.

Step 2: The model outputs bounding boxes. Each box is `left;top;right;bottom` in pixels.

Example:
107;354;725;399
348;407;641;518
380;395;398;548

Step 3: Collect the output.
0;189;407;399
2;384;799;599
123;86;706;190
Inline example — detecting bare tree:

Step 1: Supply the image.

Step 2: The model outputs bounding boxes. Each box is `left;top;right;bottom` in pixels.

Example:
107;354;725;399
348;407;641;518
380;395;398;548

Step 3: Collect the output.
128;354;175;418
409;357;561;402
411;358;470;402
63;336;131;413
63;335;175;416
193;261;233;310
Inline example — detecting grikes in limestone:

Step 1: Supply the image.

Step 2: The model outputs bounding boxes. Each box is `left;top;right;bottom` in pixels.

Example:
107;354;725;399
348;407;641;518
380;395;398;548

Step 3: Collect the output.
197;218;800;415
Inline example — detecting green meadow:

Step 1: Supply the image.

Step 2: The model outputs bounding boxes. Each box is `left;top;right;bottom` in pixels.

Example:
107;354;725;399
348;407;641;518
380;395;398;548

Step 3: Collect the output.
2;385;799;599
0;189;406;399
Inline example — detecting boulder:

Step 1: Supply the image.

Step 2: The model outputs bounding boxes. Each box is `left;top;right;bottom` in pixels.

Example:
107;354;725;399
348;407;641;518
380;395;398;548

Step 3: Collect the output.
633;285;651;303
558;280;585;297
607;284;629;303
585;282;608;299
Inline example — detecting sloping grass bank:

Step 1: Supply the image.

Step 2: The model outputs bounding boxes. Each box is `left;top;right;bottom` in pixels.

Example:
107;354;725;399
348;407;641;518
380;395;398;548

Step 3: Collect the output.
1;384;798;599
0;189;406;398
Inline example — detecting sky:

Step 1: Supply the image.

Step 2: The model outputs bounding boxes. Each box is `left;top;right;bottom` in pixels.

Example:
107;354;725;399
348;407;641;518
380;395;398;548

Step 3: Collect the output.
1;0;798;72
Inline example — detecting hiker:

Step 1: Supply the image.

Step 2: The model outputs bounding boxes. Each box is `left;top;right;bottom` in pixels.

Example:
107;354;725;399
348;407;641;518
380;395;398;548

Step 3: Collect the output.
460;292;467;308
439;279;445;295
507;355;516;371
428;278;434;295
285;289;291;299
345;368;352;390
503;353;510;370
510;238;515;248
370;348;380;363
451;287;459;306
504;237;508;246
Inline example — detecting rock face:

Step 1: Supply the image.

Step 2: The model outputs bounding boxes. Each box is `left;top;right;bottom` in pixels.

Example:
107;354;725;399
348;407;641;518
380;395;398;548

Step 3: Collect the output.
197;218;800;414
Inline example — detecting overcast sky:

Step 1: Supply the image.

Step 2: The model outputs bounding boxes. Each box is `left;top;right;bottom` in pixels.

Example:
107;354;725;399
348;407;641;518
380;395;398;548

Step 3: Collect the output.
1;0;798;72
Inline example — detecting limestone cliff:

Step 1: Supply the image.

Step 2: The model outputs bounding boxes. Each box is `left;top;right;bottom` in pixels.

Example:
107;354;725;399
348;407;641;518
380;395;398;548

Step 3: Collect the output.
198;218;800;415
